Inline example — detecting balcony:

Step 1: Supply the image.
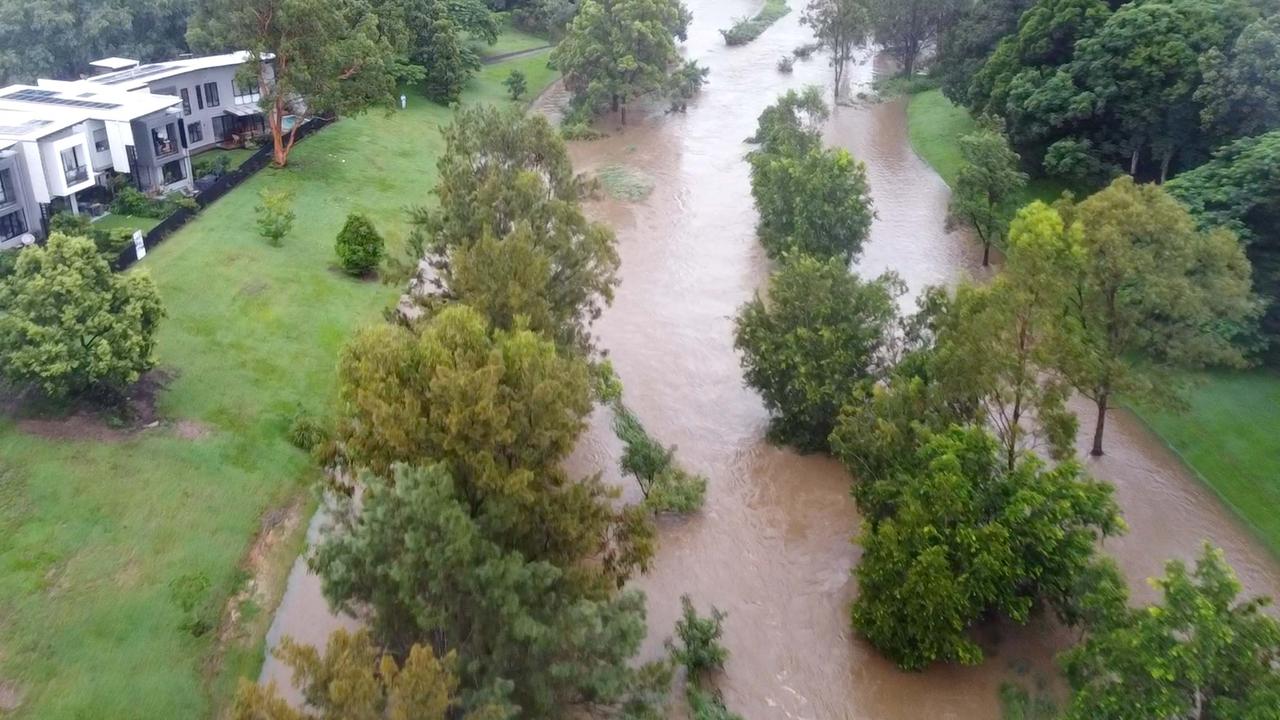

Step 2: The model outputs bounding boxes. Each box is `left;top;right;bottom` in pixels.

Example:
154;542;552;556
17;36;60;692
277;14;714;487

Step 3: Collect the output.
153;138;179;159
63;165;88;185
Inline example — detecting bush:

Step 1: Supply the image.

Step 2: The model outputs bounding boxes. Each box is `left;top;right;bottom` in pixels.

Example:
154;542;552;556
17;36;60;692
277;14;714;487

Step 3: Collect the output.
645;468;707;514
168;572;213;637
688;688;745;720
255;189;295;247
287;407;329;451
192;153;232;179
792;42;819;59
49;211;92;237
333;213;385;276
613;405;706;513
110;186;196;220
777;56;795;73
670;595;729;680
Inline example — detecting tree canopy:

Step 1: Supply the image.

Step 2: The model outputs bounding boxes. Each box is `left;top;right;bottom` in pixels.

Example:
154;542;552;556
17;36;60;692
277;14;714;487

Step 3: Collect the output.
801;0;870;95
851;426;1123;670
0;234;165;399
948;121;1028;266
1062;544;1280;720
313;464;667;718
749;145;874;262
188;0;401;166
734;255;903;452
549;0;693;120
412;105;619;351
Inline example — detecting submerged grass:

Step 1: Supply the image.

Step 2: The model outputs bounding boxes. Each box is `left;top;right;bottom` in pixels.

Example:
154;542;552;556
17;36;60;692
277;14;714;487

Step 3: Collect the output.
0;48;557;720
906;88;1280;560
721;0;790;46
596;164;655;202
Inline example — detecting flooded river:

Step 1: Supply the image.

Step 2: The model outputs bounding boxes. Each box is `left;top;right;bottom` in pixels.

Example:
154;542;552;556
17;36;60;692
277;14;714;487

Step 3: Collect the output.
259;1;1280;716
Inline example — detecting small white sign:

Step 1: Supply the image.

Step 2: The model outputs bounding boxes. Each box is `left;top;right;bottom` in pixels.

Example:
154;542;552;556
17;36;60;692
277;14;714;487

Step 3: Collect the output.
132;230;146;260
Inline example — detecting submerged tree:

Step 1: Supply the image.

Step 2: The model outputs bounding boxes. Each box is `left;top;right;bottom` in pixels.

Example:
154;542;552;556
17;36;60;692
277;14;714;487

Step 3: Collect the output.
851;426;1123;670
801;0;871;97
1062;544;1280;720
750;144;874;261
734;255;903;452
550;0;693;122
948;121;1027;266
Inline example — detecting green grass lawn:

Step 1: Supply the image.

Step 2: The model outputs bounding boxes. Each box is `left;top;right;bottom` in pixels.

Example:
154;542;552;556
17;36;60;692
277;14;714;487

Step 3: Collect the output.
907;89;1074;208
92;213;162;234
475;16;550;59
0;48;557;720
906;88;1280;560
194;147;257;172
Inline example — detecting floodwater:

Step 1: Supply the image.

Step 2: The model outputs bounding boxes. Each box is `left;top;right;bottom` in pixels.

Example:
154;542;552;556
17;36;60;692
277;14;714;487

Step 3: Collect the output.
258;1;1280;716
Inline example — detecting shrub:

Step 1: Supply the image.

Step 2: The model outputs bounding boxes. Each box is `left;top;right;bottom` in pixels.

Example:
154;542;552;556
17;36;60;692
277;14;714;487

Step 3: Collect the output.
792;42;819;59
192;153;232;179
613;404;706;513
168;572;213;637
111;185;155;217
777;56;795;73
645;468;707;514
333;212;384;276
287;407;329;451
49;211;92;237
670;595;728;680
688;688;745;720
505;69;529;101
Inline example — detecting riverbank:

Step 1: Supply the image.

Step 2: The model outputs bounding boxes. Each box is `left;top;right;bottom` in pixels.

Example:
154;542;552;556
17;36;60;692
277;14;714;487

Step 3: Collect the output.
0;48;557;720
905;88;1280;561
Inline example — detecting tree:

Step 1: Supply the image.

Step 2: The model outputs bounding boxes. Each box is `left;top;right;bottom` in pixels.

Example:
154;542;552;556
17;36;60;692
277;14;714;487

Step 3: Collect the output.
1035;178;1261;456
312;463;670;718
1061;544;1280;720
1196;15;1280;140
0;0;194;84
504;69;528;100
188;0;400;166
749;145;875;262
336;305;652;581
0;234;165;399
734;255;903;452
801;0;871;97
935;0;1038;106
335;213;385;276
867;0;959;78
1167;130;1280;350
415;3;478;104
948;122;1028;266
412;105;619;351
255;189;296;246
851;426;1123;671
549;0;693;122
231;629;501;720
934;277;1077;472
748;86;830;156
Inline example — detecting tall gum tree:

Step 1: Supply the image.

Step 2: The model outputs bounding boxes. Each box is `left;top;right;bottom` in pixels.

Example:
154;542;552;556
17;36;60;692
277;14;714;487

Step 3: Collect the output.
188;0;400;166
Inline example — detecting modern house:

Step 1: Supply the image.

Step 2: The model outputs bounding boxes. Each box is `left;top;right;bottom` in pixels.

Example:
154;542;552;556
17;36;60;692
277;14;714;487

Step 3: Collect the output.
85;52;271;155
0;51;270;249
0;82;188;248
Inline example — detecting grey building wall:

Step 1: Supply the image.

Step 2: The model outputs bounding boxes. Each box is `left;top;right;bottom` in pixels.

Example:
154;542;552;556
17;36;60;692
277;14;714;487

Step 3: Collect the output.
0;148;42;243
150;64;265;155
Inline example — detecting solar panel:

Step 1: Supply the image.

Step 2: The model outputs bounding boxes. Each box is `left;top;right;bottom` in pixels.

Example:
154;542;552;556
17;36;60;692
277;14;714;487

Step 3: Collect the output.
2;88;121;110
0;118;52;135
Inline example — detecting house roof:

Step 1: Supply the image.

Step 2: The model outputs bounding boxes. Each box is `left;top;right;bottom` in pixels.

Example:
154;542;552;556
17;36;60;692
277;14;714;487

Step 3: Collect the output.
0;81;181;142
86;52;265;92
90;57;140;71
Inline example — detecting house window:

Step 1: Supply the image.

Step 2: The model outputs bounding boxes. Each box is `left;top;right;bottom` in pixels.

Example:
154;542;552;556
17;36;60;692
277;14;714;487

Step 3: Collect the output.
203;82;220;107
0;169;13;205
196;85;203;110
188;121;203;143
233;76;260;104
162;159;185;185
60;146;87;184
93;128;109;152
152;123;179;157
0;209;25;240
180;88;191;115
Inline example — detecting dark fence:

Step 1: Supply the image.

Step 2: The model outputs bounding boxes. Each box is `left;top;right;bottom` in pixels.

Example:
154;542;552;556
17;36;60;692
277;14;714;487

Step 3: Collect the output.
111;116;334;271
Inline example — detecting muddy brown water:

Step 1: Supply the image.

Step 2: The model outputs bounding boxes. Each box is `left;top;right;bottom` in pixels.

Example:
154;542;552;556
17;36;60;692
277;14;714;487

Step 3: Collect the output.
259;2;1280;716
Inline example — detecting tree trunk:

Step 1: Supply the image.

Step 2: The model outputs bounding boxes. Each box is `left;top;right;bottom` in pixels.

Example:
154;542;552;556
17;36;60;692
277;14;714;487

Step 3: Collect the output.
620;102;627;126
982;240;991;267
1129;148;1140;177
1159;150;1174;184
611;94;619;112
1090;392;1109;457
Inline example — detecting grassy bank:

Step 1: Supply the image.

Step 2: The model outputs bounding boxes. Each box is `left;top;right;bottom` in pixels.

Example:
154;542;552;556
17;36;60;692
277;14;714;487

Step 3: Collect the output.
906;88;1280;559
907;90;1073;208
721;0;790;46
0;48;557;720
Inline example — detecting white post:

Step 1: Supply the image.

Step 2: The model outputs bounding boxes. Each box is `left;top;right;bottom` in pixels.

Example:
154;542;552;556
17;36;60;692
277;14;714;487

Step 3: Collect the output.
68;192;79;215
